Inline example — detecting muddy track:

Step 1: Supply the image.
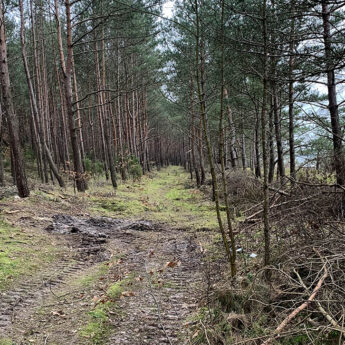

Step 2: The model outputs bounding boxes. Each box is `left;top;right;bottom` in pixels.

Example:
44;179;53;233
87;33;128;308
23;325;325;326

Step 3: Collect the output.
0;215;114;334
107;229;203;344
0;215;204;344
0;259;90;329
0;219;109;332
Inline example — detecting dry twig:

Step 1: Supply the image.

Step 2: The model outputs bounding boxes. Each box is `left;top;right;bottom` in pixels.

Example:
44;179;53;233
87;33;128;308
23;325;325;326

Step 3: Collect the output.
261;265;328;345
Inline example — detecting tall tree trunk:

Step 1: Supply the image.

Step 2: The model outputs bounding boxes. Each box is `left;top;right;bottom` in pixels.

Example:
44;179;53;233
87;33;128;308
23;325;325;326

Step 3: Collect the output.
241;135;246;170
289;0;296;183
255;113;261;178
261;0;270;271
273;84;285;179
94;38;110;181
0;143;3;187
52;32;69;170
321;0;345;186
0;2;29;197
20;0;65;188
268;97;275;183
0;102;4;186
55;0;87;191
71;53;85;162
190;75;201;187
194;0;232;264
224;88;237;168
198;119;205;185
30;0;46;182
101;25;117;188
219;0;236;276
116;41;126;180
240;115;246;170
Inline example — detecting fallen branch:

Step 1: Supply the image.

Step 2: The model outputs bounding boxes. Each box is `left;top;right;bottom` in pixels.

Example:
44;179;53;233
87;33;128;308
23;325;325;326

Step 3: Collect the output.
294;268;345;333
244;194;319;222
199;319;211;345
261;264;328;345
268;186;290;196
285;176;345;192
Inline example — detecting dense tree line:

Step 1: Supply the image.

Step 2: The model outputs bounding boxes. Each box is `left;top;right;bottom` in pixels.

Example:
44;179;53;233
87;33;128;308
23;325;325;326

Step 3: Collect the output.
0;0;167;194
161;0;345;272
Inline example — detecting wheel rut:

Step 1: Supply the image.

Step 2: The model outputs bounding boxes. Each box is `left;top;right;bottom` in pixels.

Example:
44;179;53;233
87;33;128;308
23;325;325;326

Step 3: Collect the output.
0;215;204;344
0;260;90;329
107;230;204;344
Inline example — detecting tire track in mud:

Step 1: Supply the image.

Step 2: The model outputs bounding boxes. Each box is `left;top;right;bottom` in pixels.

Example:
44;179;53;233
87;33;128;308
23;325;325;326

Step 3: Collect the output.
0;214;114;334
0;215;205;344
107;229;204;345
0;260;89;329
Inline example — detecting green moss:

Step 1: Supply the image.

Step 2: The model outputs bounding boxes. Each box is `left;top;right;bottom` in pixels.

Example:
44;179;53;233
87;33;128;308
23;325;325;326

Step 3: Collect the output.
79;307;110;344
244;315;268;339
281;330;341;345
79;276;133;344
0;338;13;345
73;263;110;288
165;188;191;201
79;299;115;344
92;198;146;217
106;281;124;299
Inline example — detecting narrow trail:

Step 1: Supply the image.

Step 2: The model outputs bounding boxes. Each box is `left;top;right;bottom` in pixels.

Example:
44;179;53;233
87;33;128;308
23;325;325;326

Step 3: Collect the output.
0;216;111;338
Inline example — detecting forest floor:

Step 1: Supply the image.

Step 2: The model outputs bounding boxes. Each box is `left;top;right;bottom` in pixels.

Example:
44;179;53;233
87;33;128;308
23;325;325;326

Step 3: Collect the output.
0;166;224;345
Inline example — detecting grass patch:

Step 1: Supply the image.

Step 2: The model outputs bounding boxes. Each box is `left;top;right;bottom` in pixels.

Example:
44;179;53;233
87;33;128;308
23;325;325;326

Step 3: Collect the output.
79;302;112;345
106;280;125;299
0;338;13;345
73;263;110;289
95;199;146;215
0;218;55;291
90;166;222;230
79;277;133;344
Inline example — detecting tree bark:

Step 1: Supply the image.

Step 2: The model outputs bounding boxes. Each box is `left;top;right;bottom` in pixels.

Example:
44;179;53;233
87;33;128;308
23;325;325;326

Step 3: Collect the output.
224;88;237;168
0;102;4;186
241;134;246;170
190;75;201;187
288;0;296;183
268;97;275;183
194;0;232;265
255;113;261;178
273;84;285;179
198;119;205;185
261;0;271;271
219;0;237;276
0;2;29;197
321;0;345;186
100;24;117;188
55;0;87;191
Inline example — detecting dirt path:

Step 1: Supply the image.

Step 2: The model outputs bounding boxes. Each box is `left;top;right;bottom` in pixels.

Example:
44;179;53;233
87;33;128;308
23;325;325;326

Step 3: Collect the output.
0;215;205;345
107;225;202;344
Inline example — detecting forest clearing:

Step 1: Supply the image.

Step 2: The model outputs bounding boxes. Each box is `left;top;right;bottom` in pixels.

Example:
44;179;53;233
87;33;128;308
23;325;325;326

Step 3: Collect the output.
1;0;345;344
